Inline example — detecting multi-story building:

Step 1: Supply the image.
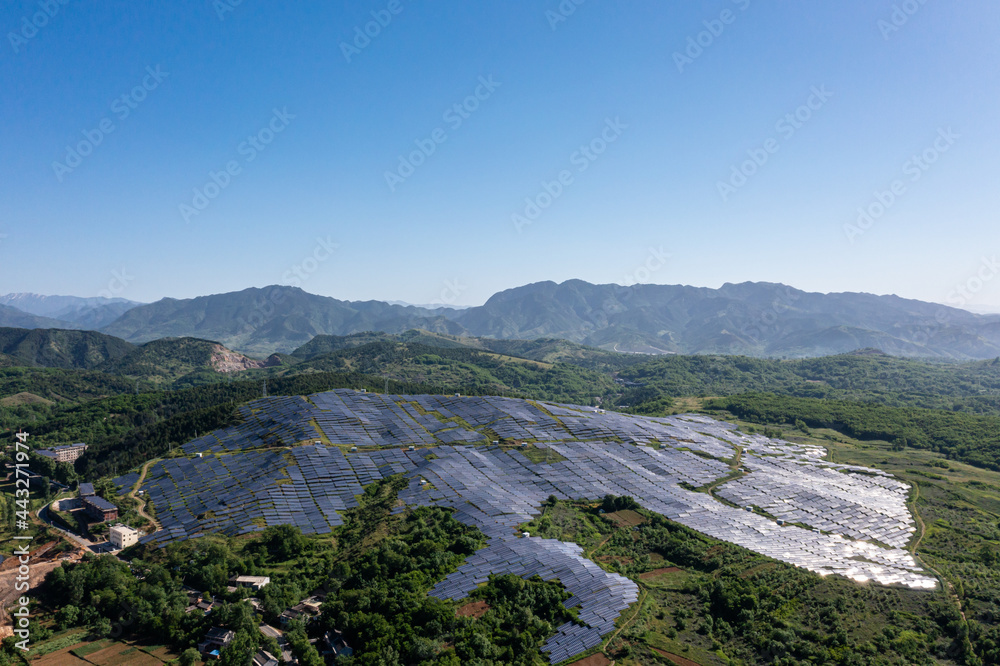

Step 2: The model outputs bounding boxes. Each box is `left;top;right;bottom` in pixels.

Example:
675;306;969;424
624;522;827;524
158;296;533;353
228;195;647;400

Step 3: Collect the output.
109;524;139;549
198;627;235;658
35;443;88;463
82;495;118;522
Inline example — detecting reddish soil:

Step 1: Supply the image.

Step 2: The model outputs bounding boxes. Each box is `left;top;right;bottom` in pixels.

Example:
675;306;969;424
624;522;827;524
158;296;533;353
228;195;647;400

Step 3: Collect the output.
652;646;700;666
83;642;164;666
34;648;91;666
456;600;490;619
0;542;83;637
639;567;682;580
565;653;613;666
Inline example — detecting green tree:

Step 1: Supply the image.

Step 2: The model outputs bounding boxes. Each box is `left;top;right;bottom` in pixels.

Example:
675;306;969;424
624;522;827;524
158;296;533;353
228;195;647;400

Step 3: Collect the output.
219;629;257;666
178;648;200;666
56;604;79;629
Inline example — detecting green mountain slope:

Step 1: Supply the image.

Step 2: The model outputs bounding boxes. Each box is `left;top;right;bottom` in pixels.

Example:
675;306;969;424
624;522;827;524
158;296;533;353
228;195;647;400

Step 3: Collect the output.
291;330;632;368
280;338;619;405
0;327;135;368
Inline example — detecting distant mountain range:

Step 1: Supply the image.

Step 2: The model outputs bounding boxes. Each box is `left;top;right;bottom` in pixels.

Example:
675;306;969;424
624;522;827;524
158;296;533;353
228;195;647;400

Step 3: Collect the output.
0;293;143;329
3;281;1000;359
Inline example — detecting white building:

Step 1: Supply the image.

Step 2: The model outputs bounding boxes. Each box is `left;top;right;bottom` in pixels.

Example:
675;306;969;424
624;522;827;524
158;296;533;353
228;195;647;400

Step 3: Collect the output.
109;524;140;550
233;575;271;591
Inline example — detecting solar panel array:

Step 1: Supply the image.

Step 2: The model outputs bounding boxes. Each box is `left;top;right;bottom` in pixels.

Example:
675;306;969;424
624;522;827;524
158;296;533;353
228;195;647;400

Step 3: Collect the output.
111;472;140;495
131;389;937;663
715;439;917;548
429;537;638;662
180;396;319;455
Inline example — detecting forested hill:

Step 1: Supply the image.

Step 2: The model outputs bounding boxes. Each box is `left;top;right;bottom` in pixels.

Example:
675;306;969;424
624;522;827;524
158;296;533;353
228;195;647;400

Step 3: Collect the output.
0;327;135;368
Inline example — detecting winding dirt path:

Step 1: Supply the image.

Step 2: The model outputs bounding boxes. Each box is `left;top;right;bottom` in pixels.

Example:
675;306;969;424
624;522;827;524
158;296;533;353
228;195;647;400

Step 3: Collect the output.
906;480;969;641
129;458;162;532
909;482;927;555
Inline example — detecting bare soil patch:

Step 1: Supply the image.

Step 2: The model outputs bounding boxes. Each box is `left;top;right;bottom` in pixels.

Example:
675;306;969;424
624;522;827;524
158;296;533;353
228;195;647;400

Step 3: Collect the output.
639;567;682;580
565;653;612;666
456;599;490;619
82;642;163;666
0;542;82;636
33;647;92;666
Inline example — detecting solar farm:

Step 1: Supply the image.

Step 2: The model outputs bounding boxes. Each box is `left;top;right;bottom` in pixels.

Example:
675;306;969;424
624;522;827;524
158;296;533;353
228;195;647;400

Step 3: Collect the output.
123;389;937;663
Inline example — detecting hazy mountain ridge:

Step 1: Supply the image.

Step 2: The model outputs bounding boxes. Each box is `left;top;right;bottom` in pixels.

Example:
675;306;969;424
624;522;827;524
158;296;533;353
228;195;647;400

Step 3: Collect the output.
456;280;1000;358
0;293;142;328
12;281;1000;359
0;304;79;330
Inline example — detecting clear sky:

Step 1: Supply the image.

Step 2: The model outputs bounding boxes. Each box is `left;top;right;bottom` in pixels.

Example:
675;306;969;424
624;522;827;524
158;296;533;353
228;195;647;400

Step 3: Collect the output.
2;1;998;310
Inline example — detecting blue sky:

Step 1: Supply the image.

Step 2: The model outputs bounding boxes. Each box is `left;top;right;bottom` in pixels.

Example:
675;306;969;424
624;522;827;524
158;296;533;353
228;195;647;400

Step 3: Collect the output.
2;1;998;310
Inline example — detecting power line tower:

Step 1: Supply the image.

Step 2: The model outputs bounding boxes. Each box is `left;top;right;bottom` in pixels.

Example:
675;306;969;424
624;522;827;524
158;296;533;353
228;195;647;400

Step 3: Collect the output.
262;380;268;398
